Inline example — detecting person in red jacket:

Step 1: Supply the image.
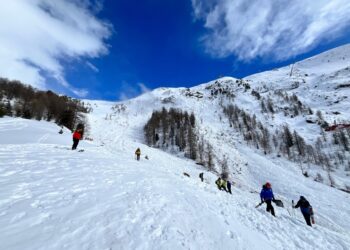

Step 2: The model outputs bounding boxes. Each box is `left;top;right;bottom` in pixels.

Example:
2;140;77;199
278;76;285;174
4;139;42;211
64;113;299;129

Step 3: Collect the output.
72;128;83;150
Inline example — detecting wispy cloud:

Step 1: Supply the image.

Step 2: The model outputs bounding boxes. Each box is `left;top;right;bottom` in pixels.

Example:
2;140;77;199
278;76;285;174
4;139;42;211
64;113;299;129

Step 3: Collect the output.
86;61;100;73
0;0;111;97
138;82;151;93
192;0;350;61
118;82;151;101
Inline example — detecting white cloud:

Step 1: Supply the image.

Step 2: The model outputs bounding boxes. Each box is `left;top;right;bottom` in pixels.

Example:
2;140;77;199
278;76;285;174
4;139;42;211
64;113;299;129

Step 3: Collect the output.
72;88;89;98
0;0;111;96
86;61;99;73
138;82;151;94
192;0;350;61
118;82;151;101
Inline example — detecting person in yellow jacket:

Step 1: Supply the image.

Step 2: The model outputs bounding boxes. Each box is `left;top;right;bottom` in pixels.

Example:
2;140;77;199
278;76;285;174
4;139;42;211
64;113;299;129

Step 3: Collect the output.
135;148;141;161
215;177;228;192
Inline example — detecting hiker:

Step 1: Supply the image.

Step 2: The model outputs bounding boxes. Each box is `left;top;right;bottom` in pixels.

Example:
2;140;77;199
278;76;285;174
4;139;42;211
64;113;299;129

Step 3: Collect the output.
293;196;313;227
215;177;228;192
199;172;204;182
72;128;83;150
260;182;275;216
227;180;232;194
135;148;141;161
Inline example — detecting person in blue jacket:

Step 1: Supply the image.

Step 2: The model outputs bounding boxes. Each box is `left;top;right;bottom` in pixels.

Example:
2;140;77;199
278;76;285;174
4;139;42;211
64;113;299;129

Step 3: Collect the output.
260;182;275;216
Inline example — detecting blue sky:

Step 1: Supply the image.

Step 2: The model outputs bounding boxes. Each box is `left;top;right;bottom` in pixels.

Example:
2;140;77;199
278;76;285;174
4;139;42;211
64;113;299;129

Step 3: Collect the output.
66;0;238;100
1;0;350;100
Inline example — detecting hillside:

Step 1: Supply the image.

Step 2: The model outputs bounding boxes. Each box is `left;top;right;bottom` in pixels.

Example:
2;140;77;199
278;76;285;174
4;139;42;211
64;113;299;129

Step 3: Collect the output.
246;44;350;122
1;116;350;249
94;46;350;191
1;44;350;249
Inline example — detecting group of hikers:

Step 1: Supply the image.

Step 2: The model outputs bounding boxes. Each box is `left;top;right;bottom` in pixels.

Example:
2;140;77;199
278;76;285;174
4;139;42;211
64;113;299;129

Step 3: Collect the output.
70;127;314;227
259;182;314;227
215;178;314;227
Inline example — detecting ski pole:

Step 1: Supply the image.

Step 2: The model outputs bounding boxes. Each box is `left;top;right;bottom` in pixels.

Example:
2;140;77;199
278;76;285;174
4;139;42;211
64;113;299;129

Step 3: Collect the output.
279;198;291;216
286;208;291;216
255;201;264;208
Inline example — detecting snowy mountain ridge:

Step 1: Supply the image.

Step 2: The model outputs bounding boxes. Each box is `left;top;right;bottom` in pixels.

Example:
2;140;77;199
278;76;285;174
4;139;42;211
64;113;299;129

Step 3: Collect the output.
96;44;350;190
246;44;350;120
1;44;350;249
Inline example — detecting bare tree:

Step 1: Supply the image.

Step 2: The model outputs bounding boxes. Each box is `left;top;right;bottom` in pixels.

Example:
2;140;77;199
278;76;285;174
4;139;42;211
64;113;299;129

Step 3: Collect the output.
338;130;349;151
206;143;215;172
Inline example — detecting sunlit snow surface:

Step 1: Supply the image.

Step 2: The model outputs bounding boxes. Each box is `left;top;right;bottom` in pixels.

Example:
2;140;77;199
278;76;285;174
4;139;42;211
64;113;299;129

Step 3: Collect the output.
0;115;349;250
1;44;350;249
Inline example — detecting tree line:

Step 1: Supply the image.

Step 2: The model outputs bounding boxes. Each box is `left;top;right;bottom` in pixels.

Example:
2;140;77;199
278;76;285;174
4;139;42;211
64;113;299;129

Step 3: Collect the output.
223;102;323;163
0;78;89;130
144;108;217;172
223;103;350;189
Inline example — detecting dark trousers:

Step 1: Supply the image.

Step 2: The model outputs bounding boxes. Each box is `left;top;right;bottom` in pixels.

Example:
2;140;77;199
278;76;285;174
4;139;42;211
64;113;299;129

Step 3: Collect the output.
227;182;232;194
136;154;140;161
265;200;275;216
72;139;79;150
218;185;228;192
302;212;312;226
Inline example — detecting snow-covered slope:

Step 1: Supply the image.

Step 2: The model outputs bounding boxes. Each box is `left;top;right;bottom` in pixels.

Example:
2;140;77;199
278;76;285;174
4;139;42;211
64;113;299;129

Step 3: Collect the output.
1;115;350;250
246;44;350;122
1;44;350;249
92;44;350;189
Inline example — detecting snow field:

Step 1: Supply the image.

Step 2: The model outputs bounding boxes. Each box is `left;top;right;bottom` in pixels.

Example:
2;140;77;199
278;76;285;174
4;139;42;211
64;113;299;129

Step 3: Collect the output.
1;117;349;249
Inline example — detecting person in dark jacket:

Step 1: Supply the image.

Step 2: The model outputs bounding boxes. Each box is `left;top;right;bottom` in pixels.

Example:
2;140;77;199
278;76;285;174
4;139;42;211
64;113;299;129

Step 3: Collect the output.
199;172;204;182
293;196;313;226
72;128;83;150
260;182;275;216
